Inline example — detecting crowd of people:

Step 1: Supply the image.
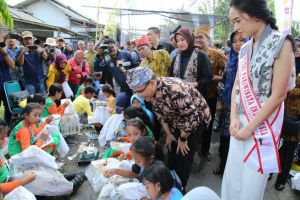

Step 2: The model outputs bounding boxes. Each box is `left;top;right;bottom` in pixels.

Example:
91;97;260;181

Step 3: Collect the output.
0;0;300;199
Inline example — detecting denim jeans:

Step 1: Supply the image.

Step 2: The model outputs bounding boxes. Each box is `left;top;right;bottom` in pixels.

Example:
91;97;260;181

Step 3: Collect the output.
25;80;46;95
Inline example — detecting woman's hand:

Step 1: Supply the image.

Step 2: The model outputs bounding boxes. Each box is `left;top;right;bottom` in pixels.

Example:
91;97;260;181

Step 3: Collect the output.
63;100;70;107
235;126;254;141
229;116;240;137
177;139;190;156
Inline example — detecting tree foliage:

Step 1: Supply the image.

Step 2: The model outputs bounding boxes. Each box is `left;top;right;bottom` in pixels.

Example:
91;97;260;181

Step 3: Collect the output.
0;0;14;29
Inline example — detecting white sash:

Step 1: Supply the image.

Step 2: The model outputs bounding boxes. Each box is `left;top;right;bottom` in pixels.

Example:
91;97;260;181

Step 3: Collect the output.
238;41;283;173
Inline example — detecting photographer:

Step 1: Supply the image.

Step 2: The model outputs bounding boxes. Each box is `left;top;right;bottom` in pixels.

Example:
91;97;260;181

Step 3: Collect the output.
102;38;140;109
16;31;48;95
56;37;73;60
43;38;61;78
0;33;16;123
93;44;113;86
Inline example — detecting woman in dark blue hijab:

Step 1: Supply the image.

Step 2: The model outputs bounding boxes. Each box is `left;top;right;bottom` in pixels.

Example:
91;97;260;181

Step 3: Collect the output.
213;31;247;175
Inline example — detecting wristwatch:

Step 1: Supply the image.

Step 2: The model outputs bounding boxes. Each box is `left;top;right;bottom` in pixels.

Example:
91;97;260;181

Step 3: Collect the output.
179;135;187;142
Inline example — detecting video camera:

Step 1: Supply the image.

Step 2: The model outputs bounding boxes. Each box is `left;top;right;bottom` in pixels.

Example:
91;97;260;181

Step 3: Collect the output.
27;45;38;51
0;33;21;48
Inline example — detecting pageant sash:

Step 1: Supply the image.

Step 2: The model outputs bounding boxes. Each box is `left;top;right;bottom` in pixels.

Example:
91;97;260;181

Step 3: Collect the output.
237;41;283;174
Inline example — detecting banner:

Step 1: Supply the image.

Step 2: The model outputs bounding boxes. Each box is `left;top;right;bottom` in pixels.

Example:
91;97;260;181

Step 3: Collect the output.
275;0;293;35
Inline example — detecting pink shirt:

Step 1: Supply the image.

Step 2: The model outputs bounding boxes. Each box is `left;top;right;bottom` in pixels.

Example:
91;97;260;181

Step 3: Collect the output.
68;58;90;84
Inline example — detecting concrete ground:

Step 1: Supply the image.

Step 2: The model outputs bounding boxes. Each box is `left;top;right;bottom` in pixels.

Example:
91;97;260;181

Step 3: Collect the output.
67;129;300;200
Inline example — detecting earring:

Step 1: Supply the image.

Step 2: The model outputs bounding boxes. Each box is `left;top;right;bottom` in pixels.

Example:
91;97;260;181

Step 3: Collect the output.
255;18;260;22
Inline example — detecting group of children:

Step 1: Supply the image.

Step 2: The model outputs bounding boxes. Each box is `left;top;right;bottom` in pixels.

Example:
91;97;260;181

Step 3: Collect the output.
0;74;186;199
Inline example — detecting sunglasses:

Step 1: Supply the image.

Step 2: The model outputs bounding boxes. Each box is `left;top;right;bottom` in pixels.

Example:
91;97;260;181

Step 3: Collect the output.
134;81;150;94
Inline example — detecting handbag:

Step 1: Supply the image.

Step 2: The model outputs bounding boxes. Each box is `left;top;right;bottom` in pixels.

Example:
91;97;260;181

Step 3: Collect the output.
282;112;300;136
10;90;30;104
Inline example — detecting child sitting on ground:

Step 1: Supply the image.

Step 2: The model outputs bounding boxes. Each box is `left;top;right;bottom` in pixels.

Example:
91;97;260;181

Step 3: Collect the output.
73;86;95;117
102;118;148;159
75;76;94;98
102;84;116;113
142;161;183;200
8;103;60;157
0;119;36;194
104;136;163;179
41;83;69;118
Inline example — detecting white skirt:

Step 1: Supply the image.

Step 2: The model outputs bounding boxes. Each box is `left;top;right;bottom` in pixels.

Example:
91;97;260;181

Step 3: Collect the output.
221;136;269;200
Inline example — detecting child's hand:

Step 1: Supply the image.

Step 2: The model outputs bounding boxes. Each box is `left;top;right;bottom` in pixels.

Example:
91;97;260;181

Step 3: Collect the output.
63;100;70;107
117;137;125;142
103;169;116;178
117;153;127;161
45;115;53;124
41;131;49;141
21;171;36;185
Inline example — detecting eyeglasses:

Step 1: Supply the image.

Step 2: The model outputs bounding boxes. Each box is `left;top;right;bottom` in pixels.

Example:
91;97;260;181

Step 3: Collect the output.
134;81;150;94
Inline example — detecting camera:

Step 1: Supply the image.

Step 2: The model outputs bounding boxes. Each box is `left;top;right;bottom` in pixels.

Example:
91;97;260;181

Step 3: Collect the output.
27;45;38;51
7;33;21;40
49;48;55;53
0;42;6;48
34;39;41;45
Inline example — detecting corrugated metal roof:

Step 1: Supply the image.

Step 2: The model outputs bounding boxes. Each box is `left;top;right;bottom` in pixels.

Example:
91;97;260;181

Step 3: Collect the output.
9;6;44;24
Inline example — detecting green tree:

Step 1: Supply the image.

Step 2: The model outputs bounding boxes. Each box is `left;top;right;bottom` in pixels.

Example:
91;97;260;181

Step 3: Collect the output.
0;0;13;29
104;8;120;39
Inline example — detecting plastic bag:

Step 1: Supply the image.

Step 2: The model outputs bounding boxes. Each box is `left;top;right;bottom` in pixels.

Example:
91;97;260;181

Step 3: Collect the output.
4;186;36;200
35;125;70;158
61;99;76;115
60;114;80;136
292;172;300;191
9;146;73;196
85;158;121;193
98;114;124;147
116;182;148;200
62;81;73;98
110;141;131;153
91;106;111;125
98;175;130;199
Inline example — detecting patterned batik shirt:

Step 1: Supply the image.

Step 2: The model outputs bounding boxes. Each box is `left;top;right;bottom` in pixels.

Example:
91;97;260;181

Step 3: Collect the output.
206;48;226;98
140;49;172;77
151;77;211;134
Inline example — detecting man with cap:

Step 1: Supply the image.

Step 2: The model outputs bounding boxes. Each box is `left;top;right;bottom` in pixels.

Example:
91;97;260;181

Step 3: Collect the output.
0;33;16;123
56;37;73;60
126;66;211;192
136;35;172;77
194;25;227;161
147;27;175;54
102;38;140;108
16;31;48;95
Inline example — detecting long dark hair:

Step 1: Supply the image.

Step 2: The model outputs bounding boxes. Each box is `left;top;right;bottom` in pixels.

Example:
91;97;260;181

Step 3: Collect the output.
130;136;164;162
124;106;153;132
142;161;174;196
230;0;278;30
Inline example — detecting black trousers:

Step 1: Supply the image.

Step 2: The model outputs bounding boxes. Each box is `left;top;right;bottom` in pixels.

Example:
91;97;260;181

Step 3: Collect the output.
167;124;205;188
201;96;217;155
219;135;230;173
276;140;298;185
0;89;11;124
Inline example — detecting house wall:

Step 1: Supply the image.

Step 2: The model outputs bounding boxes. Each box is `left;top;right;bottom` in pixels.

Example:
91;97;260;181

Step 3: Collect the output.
24;0;71;29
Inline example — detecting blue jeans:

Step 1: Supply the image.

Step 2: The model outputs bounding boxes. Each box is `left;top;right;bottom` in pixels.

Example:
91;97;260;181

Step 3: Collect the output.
25;81;46;96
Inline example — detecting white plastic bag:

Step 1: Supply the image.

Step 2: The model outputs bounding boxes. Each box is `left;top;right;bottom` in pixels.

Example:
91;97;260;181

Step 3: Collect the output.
34;125;70;158
292;172;300;191
4;186;36;200
85;158;121;192
61;99;76;115
98;175;130;199
62;81;73;98
116;182;148;200
98;114;124;147
91;106;111;125
9;146;73;196
110;142;131;154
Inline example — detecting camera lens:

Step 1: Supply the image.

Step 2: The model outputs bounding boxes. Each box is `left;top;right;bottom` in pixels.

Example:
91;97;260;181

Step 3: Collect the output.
0;42;6;48
49;48;55;53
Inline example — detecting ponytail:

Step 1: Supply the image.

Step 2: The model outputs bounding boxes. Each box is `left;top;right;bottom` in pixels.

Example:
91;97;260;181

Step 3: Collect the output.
266;14;278;31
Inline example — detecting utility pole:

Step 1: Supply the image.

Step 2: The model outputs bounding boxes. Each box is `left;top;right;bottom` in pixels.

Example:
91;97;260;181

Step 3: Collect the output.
95;0;101;43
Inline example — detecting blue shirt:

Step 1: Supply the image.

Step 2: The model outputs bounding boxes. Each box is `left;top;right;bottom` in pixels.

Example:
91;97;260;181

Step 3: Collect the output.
0;48;15;90
168;187;183;200
106;50;138;93
16;48;44;85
